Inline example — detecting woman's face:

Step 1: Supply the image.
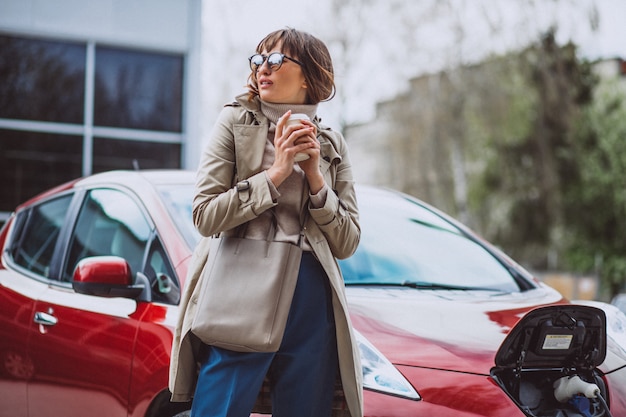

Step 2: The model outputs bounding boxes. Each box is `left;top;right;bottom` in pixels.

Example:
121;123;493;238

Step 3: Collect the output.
256;44;307;104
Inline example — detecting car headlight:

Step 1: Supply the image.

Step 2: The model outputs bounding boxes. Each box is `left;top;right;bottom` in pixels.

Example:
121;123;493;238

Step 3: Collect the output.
355;329;421;400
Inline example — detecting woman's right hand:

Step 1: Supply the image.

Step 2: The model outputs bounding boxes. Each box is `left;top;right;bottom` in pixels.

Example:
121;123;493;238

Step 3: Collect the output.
267;110;316;188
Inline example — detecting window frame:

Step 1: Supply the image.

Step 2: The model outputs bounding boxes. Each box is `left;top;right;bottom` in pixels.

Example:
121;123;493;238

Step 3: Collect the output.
4;190;78;284
61;187;155;282
0;33;185;221
3;184;181;304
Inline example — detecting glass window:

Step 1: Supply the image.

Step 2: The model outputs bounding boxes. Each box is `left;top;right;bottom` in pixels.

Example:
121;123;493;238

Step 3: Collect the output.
94;46;183;132
63;189;152;281
0;35;185;223
340;189;521;292
92;137;181;172
10;195;73;278
0;35;85;123
157;183;199;248
145;238;180;305
0;129;82;213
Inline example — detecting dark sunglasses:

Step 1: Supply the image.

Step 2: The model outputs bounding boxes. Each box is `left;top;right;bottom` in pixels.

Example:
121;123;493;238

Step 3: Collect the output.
248;53;303;72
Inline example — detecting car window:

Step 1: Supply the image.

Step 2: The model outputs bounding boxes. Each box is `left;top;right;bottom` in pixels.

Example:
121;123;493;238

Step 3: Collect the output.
9;195;73;278
340;190;520;292
157;184;200;248
144;236;180;304
63;188;152;281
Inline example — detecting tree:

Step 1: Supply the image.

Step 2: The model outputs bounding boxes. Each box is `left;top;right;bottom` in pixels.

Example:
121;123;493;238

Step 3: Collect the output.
472;31;597;270
565;75;626;298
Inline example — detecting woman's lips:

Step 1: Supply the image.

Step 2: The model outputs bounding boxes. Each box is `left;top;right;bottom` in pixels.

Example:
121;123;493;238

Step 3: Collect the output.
259;78;273;88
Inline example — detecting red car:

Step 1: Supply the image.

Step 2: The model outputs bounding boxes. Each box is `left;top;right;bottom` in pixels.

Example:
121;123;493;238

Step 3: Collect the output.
1;170;625;417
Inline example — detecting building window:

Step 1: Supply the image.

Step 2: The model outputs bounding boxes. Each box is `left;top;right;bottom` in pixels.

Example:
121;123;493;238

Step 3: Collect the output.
94;47;183;132
93;137;181;173
0;34;184;221
0;129;82;210
0;35;86;124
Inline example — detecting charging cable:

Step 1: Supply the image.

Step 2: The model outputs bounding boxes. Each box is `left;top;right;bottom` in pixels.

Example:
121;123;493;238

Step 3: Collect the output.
553;375;613;417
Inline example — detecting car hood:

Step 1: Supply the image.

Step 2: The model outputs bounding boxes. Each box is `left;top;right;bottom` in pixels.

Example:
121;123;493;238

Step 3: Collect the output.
346;285;568;375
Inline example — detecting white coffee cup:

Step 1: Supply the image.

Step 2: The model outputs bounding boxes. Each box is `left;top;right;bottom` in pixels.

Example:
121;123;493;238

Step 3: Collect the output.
286;113;311;162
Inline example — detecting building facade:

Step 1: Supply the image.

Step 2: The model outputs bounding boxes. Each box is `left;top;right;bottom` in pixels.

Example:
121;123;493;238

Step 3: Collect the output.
0;0;203;224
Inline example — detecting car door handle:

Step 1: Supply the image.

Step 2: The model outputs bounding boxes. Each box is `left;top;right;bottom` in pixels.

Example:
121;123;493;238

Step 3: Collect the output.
34;311;58;326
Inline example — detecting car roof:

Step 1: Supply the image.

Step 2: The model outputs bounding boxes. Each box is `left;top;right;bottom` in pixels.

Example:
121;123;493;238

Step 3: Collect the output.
75;169;196;188
12;170;196;213
75;170;399;202
17;169;404;214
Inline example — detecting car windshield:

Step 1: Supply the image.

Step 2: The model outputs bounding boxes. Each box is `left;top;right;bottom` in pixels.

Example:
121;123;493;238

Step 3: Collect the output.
157;184;201;248
339;188;521;292
161;184;521;292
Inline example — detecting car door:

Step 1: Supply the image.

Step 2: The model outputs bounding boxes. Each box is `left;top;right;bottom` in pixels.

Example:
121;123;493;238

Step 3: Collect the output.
25;188;153;417
0;194;73;417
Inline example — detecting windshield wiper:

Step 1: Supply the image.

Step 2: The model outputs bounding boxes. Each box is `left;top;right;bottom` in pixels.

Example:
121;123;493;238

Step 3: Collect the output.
346;281;505;292
400;281;505;291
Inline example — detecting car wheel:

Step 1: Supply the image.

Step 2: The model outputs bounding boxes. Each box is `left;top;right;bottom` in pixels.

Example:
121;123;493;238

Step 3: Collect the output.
172;411;190;417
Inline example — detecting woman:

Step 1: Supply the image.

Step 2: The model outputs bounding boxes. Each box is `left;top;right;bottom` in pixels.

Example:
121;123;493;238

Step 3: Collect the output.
169;28;363;417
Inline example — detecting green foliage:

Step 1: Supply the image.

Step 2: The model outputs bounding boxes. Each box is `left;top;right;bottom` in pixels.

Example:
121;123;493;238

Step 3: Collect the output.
471;40;626;297
464;58;540;249
468;33;598;268
564;80;626;296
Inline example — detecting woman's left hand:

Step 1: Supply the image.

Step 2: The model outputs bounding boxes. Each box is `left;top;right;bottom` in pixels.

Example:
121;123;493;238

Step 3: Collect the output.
297;119;325;194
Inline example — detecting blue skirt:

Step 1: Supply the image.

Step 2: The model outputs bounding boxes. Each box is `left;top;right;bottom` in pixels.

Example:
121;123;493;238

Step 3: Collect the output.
190;252;338;417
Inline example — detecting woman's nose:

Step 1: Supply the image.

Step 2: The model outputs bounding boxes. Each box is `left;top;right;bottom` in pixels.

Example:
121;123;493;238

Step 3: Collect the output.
257;60;271;73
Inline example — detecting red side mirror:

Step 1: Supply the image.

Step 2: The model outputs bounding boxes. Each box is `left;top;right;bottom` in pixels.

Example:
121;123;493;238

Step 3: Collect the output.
72;256;143;299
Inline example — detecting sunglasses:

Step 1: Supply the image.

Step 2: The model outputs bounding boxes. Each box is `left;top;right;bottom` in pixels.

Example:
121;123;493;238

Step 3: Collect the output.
249;53;303;72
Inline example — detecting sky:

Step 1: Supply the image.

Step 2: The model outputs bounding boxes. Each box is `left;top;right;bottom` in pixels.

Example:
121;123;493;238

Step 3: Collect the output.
573;0;626;58
201;0;626;128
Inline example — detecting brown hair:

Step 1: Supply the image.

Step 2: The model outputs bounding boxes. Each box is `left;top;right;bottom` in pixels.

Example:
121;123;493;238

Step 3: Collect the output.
247;28;336;104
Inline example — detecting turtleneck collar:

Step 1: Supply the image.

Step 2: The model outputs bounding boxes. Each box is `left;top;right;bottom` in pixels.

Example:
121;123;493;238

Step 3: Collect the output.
260;100;318;126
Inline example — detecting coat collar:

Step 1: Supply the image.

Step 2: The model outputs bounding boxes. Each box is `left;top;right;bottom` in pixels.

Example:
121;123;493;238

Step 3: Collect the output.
234;93;264;125
231;93;341;181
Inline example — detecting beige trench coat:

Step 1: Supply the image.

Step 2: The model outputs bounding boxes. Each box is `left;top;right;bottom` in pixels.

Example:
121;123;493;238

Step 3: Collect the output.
168;94;364;417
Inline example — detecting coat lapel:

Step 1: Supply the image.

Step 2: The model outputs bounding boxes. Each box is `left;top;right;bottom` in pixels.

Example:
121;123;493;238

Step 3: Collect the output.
233;123;268;181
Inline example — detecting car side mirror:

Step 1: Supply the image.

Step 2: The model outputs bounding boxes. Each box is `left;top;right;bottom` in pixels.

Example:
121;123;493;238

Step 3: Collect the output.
72;256;145;299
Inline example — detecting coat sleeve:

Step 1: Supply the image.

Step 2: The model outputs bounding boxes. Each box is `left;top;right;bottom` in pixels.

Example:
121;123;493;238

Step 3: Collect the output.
308;130;360;260
192;106;275;237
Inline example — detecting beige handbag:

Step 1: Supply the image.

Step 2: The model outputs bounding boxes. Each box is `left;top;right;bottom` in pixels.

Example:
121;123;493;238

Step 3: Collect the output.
190;221;303;352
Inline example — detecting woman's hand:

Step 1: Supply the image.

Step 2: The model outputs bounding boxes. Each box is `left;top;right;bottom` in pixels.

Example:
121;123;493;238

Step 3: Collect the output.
295;119;325;194
267;111;324;192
